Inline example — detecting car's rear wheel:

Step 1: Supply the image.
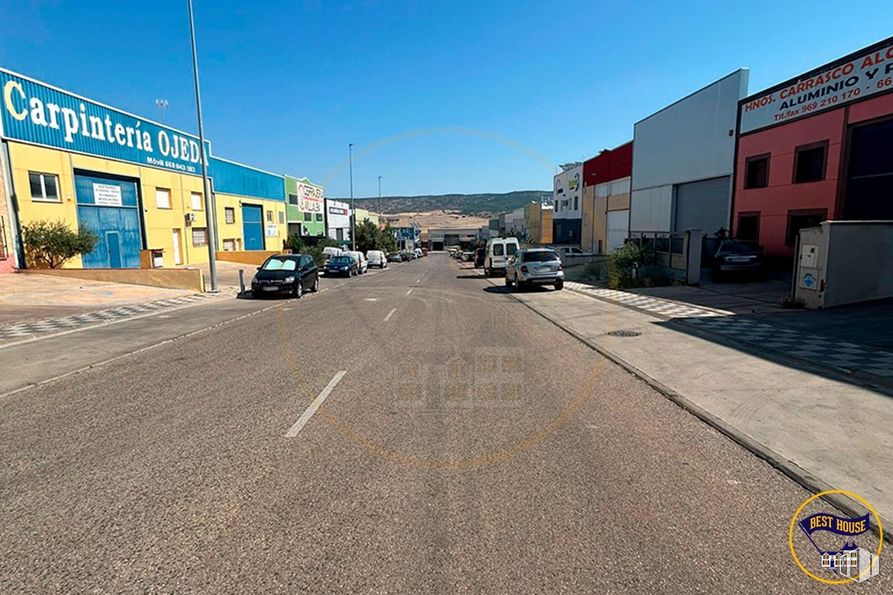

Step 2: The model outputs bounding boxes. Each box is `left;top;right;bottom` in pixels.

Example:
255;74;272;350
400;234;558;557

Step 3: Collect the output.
311;276;319;292
554;280;564;291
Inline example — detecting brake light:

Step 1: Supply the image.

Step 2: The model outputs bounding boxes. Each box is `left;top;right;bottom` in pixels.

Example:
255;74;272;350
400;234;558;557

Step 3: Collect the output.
558;264;563;271
520;265;528;273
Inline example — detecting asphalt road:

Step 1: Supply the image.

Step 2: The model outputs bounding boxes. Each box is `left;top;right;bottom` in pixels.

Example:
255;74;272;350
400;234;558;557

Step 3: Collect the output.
0;254;887;593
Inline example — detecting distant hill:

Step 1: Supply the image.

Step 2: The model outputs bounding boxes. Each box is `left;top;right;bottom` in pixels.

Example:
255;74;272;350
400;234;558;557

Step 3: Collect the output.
342;190;550;217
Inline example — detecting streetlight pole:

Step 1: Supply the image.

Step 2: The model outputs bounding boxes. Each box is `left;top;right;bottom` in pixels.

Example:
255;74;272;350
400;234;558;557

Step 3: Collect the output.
378;175;382;216
187;0;218;292
349;143;355;251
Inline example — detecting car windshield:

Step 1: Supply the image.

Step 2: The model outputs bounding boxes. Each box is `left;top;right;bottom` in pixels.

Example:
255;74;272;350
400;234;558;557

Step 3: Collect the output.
523;251;559;262
719;241;756;254
330;256;351;265
261;258;297;271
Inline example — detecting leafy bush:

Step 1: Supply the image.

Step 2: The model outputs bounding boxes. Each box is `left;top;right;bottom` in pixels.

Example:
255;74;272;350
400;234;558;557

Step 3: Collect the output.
22;220;99;269
607;242;652;288
582;259;607;281
283;233;304;252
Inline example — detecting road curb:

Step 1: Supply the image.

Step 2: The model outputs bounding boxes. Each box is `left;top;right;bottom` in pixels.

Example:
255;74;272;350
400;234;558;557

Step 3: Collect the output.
478;267;890;543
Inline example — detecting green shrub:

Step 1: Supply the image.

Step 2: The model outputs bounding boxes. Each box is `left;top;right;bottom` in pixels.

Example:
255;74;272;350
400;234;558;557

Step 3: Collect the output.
607;243;652;288
22;220;99;269
582;259;607;281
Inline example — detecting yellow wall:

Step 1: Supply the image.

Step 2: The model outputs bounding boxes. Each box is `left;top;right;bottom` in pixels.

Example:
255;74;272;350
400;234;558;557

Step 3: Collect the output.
8;142;288;269
214;194;287;253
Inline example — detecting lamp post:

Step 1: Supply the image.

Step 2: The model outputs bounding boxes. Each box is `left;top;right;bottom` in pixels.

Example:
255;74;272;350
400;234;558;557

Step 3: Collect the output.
154;98;168;124
349;143;355;250
377;175;382;216
187;0;218;292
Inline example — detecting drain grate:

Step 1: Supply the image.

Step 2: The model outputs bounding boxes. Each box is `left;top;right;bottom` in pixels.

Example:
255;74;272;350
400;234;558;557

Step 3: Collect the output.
607;329;642;337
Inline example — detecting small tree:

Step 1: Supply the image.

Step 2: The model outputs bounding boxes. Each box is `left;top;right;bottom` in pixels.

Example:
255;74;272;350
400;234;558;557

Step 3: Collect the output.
379;223;397;253
300;236;341;267
354;219;380;252
283;233;304;253
22;220;99;269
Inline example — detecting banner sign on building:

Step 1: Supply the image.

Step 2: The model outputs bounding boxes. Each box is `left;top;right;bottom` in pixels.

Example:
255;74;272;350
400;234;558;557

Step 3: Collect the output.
1;69;209;175
92;183;122;206
740;42;893;134
298;181;324;214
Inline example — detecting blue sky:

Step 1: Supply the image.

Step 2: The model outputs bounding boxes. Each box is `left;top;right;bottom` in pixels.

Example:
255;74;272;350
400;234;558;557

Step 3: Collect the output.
1;1;890;197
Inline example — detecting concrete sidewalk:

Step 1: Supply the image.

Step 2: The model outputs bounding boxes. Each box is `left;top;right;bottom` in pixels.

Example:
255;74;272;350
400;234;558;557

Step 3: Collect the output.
0;273;195;327
487;278;893;525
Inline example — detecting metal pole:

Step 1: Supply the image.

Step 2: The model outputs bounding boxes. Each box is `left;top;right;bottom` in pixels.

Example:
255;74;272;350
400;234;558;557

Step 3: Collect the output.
378;175;382;217
187;0;218;292
349;143;355;250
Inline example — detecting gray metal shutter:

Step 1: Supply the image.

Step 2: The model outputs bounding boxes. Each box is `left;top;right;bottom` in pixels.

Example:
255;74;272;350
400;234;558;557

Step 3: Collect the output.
673;176;730;234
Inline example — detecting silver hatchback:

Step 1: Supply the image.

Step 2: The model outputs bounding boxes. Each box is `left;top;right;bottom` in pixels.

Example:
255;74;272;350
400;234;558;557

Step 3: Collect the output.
505;248;564;290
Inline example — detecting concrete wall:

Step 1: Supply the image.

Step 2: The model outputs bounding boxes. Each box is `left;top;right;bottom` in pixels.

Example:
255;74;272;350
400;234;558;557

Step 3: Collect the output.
825;222;893;307
631;70;748;232
216;250;283;266
24;267;204;292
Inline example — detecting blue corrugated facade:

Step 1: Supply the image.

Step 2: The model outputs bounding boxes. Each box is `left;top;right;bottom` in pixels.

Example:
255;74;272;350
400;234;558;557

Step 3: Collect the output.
209;157;285;201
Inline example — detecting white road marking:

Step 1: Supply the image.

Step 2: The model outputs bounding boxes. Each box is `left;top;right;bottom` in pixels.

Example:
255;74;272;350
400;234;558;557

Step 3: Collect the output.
384;307;397;322
415;279;421;284
364;298;379;302
406;288;413;295
286;371;347;438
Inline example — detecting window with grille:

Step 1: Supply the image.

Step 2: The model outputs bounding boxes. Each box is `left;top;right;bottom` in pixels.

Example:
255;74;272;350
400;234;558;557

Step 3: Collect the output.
225;207;235;224
192;227;208;246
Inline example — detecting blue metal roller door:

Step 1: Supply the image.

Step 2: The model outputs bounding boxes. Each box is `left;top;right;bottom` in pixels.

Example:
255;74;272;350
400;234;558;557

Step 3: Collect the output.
242;204;264;251
75;173;142;269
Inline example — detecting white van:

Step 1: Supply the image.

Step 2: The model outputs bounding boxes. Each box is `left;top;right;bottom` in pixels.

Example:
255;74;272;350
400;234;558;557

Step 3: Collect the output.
366;249;387;269
484;237;520;276
322;246;343;262
344;250;368;274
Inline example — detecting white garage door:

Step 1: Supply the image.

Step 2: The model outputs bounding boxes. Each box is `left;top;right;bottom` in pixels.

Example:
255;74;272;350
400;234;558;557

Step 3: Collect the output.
673;176;730;234
606;210;629;253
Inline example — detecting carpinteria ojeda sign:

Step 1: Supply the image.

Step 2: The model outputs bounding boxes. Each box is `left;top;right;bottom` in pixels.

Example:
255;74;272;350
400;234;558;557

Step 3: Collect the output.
739;40;893;133
1;68;209;174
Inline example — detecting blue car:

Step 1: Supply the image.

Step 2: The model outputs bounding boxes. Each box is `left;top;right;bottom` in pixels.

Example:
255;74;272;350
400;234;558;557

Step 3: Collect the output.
324;255;358;277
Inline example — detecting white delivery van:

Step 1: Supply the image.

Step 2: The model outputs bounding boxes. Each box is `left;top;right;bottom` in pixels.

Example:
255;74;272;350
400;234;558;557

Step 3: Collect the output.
366;250;387;268
484;237;520;276
322;246;343;263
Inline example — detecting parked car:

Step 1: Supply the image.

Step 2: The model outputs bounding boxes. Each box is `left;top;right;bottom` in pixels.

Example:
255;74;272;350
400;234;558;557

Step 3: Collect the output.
474;247;485;267
401;249;415;261
449;246;460;257
558;246;594;259
483;237;520;276
710;239;764;279
321;246;343;262
366;249;387;268
421;247;428;256
505;248;563;291
414;247;423;259
345;250;368;274
324;255;358;277
251;254;319;298
387;251;403;263
461;250;474;262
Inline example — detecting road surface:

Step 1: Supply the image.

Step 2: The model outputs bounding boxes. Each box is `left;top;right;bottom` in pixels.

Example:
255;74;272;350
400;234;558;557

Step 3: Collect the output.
0;254;887;592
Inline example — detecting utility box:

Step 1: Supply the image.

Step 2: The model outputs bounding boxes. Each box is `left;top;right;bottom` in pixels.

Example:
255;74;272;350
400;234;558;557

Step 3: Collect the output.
151;248;164;268
793;221;893;309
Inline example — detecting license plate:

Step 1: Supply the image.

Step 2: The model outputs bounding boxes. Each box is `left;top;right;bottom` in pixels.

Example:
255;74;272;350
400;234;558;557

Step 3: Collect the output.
261;285;279;291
